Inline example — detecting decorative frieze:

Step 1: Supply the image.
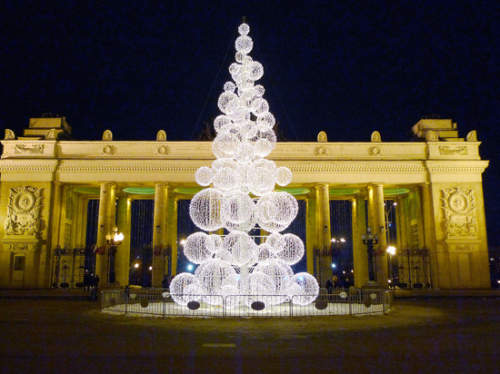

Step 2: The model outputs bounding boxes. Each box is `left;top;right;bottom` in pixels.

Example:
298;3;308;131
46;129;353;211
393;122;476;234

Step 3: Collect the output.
438;146;468;156
13;144;45;154
441;188;477;238
4;186;44;236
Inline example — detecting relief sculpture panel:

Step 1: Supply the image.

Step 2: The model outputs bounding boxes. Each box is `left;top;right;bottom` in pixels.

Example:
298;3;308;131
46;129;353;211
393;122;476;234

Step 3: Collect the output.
441;188;477;237
4;186;44;236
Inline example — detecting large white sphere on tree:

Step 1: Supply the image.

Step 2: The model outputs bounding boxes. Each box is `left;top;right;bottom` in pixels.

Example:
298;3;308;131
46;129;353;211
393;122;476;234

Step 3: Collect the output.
213;166;239;191
221;191;255;224
276;167;293;186
195;259;235;305
276;233;305;265
189;188;224;232
223;231;258;266
195;166;213;186
184;232;214;264
288;272;319;305
249;159;277;196
255;192;298;232
170;273;203;305
235;35;253;54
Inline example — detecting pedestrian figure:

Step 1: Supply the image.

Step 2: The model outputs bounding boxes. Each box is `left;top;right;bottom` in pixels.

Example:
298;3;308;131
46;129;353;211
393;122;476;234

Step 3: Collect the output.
326;278;334;294
162;275;170;289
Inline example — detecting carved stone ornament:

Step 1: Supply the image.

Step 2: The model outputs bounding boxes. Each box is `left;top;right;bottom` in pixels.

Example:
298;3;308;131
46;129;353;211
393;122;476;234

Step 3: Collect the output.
315;146;328;156
13;144;45;154
317;131;327;142
102;130;113;141
45;129;57;139
4;129;15;140
426;131;439;142
439;145;468;156
369;146;382;156
155;145;169;155
466;130;477;142
1;240;37;252
4;186;44;236
100;145;115;155
157;130;167;141
441;188;478;237
371;131;381;142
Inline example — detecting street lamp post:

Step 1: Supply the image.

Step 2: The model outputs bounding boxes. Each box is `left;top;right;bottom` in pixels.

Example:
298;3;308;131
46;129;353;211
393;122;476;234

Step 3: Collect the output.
362;226;379;282
105;226;124;284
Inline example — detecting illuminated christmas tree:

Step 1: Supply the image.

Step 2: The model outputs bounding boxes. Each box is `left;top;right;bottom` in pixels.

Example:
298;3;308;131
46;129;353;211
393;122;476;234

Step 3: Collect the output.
170;21;319;309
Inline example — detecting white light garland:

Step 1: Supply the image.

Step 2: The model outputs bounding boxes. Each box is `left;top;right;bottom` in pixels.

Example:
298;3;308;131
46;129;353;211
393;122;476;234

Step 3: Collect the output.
174;21;318;310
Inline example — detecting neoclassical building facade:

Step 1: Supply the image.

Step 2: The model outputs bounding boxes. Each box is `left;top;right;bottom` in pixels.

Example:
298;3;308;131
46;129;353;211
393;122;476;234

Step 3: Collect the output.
0;117;490;289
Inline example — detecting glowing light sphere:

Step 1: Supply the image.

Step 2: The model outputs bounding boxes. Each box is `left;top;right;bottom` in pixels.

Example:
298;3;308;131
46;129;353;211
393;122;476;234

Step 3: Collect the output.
255;192;299;232
189;188;224;232
252;130;277;158
196;259;236;305
288;272;319;305
184;232;214;264
170;273;203;305
218;91;238;114
266;232;285;253
213;115;232;133
276;233;304;265
243;271;275;307
224;81;236;92
249;159;277;196
209;234;223;254
257;243;273;264
251;98;269;116
254;84;265;97
256;112;275;130
223;231;258;266
238;22;250;36
276;167;293;187
213;166;239;191
249;61;264;81
254;259;293;297
221;190;255;224
212;132;241;159
212;158;237;171
195;166;213;186
235;35;253;54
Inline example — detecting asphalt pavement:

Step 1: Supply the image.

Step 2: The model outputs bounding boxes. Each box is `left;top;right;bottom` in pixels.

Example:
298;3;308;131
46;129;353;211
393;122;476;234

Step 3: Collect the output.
1;292;499;373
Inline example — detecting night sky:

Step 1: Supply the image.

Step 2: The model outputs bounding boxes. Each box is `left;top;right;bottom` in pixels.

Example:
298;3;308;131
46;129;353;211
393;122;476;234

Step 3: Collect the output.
2;1;500;245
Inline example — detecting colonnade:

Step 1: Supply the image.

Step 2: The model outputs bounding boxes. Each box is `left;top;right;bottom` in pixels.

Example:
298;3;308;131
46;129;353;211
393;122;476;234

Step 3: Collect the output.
58;182;434;289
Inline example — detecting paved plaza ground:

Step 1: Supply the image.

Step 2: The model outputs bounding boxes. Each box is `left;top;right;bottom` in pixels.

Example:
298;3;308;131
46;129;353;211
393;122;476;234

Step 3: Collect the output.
1;294;499;373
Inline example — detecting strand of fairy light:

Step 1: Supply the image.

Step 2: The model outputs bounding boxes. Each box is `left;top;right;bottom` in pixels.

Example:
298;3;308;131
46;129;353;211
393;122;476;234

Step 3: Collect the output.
170;22;319;308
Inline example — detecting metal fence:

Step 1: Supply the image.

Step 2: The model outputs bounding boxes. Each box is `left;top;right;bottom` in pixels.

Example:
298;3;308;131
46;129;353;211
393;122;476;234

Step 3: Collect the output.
101;287;392;318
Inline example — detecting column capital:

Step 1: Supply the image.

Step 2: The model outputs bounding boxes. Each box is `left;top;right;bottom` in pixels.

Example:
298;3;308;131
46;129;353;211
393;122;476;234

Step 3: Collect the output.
154;182;169;188
315;183;329;190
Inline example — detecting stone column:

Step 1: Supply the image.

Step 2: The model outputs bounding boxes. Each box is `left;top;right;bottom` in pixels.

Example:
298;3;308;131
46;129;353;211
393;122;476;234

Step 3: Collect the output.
152;183;169;287
45;181;62;288
115;194;132;287
367;184;389;287
421;183;438;288
305;196;316;275
373;184;389;287
95;183;116;284
315;183;331;288
168;196;178;275
352;196;369;287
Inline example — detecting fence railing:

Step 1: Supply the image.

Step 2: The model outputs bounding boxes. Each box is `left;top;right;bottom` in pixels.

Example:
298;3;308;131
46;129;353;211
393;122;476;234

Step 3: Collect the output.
101;288;392;318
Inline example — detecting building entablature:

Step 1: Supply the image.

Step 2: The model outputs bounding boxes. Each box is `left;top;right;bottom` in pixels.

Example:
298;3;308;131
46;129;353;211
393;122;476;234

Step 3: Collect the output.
1;138;483;162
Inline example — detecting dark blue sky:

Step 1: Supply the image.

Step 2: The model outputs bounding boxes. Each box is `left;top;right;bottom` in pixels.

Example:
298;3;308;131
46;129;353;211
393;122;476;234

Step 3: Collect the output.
1;0;499;244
